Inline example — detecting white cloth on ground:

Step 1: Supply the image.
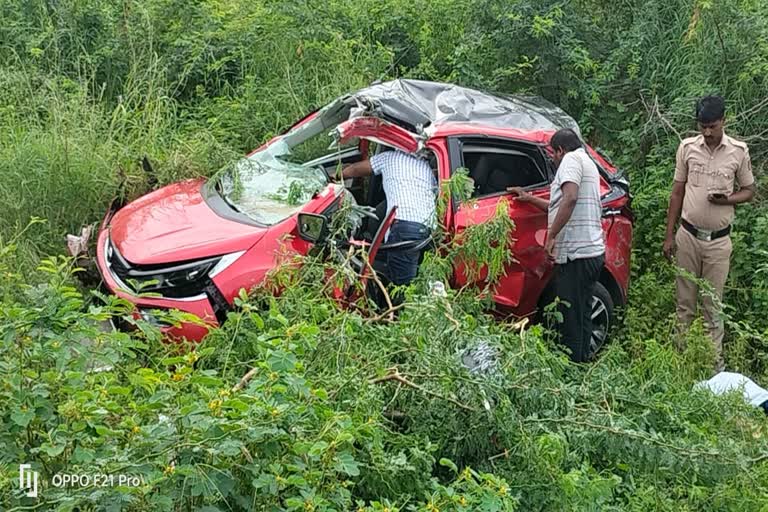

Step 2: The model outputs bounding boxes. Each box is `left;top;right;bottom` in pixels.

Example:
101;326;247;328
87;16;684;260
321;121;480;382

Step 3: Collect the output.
696;371;768;408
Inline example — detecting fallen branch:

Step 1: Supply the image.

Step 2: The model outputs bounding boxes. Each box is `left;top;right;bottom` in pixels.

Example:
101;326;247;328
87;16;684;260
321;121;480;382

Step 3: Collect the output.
369;369;477;412
232;367;259;393
641;93;682;141
366;303;406;323
363;256;395;320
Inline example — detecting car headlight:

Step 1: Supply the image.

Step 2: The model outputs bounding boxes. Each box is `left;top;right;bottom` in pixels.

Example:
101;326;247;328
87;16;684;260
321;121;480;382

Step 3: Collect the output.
119;252;244;299
209;251;245;278
133;259;218;293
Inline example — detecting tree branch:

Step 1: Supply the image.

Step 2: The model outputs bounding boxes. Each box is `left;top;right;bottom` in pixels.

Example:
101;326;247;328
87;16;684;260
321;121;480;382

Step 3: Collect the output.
232;367;259;393
369;369;478;412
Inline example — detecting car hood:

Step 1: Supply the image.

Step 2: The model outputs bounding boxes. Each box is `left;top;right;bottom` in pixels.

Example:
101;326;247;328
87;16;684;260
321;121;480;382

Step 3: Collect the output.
109;179;265;265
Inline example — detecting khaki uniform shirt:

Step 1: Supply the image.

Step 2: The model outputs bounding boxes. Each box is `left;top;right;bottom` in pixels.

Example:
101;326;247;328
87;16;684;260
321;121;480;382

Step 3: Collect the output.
674;133;755;231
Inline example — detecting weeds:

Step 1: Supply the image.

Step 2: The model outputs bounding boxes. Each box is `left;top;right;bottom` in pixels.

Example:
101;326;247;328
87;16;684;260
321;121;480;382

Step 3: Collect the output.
2;0;768;509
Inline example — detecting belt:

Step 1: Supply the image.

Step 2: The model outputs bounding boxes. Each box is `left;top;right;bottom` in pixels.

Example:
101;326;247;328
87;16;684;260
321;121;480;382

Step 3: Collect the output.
392;219;430;230
681;218;730;242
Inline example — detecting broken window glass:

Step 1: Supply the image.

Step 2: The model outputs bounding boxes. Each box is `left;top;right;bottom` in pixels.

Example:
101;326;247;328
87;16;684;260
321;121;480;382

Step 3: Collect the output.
217;102;355;225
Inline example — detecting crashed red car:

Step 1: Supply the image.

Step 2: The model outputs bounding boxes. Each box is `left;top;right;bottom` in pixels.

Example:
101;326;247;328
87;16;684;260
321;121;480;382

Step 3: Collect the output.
95;80;632;355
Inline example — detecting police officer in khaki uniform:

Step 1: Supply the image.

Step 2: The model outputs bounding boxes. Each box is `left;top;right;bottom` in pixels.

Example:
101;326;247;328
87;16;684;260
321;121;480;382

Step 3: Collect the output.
663;95;755;370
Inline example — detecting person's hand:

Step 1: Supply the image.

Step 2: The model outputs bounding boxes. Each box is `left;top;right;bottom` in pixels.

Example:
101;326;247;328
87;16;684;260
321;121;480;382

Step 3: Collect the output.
662;235;675;262
544;235;556;262
507;186;532;202
707;192;730;205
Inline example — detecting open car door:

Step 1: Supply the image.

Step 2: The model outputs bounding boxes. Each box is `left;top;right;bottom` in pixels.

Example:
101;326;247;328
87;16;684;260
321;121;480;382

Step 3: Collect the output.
344;207;398;306
335;115;431;307
335;117;421;154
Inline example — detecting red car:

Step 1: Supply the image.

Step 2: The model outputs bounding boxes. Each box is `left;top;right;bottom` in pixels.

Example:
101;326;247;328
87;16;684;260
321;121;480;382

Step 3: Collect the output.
95;80;632;356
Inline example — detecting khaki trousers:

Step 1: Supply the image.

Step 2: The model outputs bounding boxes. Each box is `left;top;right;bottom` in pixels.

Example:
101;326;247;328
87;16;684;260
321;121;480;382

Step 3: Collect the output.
675;226;732;369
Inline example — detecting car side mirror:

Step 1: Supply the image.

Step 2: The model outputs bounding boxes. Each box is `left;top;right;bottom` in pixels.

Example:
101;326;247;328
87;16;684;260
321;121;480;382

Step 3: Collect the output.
297;213;328;244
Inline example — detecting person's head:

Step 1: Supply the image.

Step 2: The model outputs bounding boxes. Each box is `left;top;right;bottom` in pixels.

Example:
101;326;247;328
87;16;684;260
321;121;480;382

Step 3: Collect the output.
549;128;582;167
696;95;725;146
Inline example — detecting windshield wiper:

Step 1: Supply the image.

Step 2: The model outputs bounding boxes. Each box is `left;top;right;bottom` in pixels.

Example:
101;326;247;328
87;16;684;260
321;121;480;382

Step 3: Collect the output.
215;180;242;213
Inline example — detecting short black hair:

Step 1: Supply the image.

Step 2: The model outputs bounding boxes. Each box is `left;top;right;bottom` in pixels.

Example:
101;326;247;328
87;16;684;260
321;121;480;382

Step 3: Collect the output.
696;95;725;123
550;128;582;153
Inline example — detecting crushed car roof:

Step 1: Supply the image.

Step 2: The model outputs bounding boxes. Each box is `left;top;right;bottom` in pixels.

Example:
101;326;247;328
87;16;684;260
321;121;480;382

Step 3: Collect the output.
341;79;581;135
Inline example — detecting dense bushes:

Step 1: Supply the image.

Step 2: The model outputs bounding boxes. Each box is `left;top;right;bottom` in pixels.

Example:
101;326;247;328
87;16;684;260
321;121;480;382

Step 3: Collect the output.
2;0;768;509
3;239;768;510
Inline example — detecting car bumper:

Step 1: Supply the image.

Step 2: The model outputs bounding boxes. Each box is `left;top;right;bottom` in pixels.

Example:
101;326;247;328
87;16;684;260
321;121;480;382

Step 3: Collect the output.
95;229;218;341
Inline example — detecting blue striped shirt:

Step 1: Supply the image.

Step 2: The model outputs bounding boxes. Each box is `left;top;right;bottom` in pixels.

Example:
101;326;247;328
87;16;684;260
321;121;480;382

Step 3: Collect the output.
370;150;437;226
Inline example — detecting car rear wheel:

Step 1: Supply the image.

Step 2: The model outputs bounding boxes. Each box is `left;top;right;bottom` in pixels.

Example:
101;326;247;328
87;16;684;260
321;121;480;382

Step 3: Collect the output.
588;282;614;359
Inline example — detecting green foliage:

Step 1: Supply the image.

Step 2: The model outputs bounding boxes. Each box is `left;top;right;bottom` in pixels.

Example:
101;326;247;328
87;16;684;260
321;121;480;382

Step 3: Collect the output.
2;0;768;509
3;224;768;510
447;198;516;284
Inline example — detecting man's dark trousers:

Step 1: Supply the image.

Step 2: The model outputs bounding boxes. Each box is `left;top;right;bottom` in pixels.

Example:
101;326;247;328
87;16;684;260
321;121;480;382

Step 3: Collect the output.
554;254;604;362
386;219;430;286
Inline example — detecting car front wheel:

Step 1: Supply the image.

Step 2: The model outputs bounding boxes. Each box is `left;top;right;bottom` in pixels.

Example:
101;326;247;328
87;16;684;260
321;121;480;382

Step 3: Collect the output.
588;282;614;359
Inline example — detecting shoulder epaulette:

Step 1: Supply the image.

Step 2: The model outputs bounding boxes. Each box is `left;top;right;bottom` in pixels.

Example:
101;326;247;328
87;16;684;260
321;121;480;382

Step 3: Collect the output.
729;137;748;152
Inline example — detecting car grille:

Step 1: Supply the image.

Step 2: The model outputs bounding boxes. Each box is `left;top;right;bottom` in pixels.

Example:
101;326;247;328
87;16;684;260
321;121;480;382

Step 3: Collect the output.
106;239;133;287
104;238;211;300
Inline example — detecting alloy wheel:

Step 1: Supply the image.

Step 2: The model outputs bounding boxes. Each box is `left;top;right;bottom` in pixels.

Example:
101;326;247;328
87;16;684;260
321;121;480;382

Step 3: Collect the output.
589;295;610;357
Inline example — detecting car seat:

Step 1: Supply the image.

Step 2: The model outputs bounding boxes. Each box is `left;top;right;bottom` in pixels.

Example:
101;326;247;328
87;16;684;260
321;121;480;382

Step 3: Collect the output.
485;166;517;194
470;154;494;196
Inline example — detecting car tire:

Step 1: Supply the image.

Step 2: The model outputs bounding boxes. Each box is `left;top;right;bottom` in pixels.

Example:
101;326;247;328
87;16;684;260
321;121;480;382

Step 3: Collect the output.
588;282;614;360
536;280;615;361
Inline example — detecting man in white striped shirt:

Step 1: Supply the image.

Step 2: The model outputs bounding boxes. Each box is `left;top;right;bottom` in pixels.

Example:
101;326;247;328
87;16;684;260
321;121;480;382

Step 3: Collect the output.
508;128;605;362
342;147;437;285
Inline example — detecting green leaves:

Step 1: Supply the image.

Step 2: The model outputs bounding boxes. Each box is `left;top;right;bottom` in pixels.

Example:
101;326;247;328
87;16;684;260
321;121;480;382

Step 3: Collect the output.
40;442;66;457
11;407;35;427
439;457;458;473
448;198;516;284
267;350;298;372
334;452;360;476
308;440;329;457
129;368;165;394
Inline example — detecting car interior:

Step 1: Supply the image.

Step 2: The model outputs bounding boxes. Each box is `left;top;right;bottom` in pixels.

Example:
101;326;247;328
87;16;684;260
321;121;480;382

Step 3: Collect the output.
310;141;438;240
460;142;549;197
310;137;550;237
304;140;437;290
302;136;552;294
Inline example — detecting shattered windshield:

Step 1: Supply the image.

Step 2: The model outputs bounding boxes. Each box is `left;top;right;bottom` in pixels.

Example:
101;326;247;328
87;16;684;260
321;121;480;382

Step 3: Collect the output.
217;102;352;225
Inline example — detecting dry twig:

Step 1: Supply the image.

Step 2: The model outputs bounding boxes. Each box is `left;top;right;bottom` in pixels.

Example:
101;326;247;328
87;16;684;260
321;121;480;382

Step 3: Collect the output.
641;93;682;141
363;256;394;320
232;367;259;393
488;449;510;461
369;368;477;412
